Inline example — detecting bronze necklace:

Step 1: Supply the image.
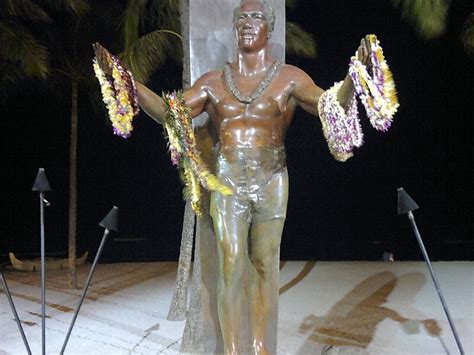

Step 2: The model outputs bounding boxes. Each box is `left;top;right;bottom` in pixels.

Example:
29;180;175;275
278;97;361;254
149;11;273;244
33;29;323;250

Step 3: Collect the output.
224;60;282;104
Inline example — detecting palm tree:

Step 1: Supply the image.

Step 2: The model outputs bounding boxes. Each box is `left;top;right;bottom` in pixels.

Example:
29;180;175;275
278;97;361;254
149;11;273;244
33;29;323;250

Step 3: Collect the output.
2;0;184;288
1;0;91;288
41;0;137;287
1;0;126;288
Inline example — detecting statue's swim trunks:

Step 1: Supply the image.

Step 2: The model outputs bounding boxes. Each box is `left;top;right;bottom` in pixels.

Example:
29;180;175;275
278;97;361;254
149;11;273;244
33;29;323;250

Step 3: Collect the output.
211;145;288;223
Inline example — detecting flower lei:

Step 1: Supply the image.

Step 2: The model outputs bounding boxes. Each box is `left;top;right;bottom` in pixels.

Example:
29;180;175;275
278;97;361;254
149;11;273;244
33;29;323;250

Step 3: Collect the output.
162;91;233;215
318;34;398;161
93;53;139;138
349;34;399;131
318;82;362;162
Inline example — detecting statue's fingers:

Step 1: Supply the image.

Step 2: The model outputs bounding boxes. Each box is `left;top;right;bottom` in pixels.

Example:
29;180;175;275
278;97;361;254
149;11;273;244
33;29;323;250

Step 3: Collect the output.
361;38;370;59
101;46;110;59
94;44;101;56
100;47;107;60
365;37;371;51
359;46;366;62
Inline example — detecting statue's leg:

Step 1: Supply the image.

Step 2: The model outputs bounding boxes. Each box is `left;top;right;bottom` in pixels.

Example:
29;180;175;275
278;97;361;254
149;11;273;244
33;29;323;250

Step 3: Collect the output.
212;201;250;354
249;217;285;355
248;166;289;354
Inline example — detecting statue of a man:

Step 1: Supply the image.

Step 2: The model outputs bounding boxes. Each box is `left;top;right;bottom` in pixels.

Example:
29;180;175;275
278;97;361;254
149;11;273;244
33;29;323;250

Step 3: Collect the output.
95;0;372;353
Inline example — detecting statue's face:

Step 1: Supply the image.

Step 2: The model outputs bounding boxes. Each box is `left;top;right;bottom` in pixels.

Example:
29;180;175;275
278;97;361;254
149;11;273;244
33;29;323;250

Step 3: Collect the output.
234;2;269;52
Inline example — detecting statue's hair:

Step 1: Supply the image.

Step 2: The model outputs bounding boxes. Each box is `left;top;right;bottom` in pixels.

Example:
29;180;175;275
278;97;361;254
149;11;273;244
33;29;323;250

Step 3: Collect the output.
233;0;275;37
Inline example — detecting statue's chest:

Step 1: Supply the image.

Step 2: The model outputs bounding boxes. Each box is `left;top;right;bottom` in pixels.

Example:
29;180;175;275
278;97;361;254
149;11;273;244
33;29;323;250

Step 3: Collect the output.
208;78;292;122
214;95;282;119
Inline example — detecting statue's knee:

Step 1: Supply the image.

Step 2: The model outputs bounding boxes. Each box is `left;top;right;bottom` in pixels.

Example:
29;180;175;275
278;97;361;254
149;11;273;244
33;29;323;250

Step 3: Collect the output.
251;255;274;279
219;248;245;287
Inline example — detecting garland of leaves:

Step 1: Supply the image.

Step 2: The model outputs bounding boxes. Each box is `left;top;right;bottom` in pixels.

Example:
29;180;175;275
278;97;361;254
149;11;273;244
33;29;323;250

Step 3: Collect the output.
162;91;233;215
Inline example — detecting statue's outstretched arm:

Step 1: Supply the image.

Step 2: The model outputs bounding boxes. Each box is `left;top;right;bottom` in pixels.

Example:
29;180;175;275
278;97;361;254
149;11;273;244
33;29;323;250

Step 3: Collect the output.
336;36;372;108
291;35;373;116
92;42;209;124
292;35;397;162
137;71;218;123
290;66;325;116
135;82;166;124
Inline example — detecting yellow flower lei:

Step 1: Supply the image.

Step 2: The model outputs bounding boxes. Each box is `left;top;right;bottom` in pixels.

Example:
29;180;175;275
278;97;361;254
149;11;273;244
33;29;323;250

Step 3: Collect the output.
93;54;229;215
93;54;138;138
162;91;232;215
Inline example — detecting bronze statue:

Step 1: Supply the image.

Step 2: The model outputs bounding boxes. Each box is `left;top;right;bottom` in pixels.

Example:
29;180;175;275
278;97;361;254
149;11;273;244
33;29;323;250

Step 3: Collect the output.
94;0;373;353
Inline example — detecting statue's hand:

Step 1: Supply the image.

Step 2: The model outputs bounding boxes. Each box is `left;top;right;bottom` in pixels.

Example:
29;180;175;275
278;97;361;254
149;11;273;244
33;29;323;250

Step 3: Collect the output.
356;35;372;69
92;42;113;76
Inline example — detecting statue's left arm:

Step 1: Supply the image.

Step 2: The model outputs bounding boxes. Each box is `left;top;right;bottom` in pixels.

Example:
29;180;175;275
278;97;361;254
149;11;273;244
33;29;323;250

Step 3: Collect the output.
291;36;372;117
290;36;375;161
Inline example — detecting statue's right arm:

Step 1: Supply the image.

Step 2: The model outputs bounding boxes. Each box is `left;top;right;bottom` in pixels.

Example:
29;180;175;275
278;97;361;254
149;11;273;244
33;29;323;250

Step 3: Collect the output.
136;82;166;124
93;43;209;124
137;71;214;124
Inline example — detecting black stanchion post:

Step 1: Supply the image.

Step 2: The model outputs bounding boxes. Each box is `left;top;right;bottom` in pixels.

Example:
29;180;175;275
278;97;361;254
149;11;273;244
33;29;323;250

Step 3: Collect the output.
32;168;51;355
60;206;119;355
397;187;465;355
1;273;32;355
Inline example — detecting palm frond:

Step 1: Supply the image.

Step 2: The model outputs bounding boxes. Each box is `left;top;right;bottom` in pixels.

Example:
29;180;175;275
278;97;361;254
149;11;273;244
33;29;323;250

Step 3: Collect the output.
121;0;149;51
461;13;474;57
2;0;51;23
391;0;449;39
0;21;50;78
146;0;181;31
286;22;317;58
43;0;90;16
120;29;179;84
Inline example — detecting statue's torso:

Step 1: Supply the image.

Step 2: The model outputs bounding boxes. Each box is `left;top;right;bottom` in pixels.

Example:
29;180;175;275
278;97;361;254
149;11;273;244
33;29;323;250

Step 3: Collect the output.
203;65;298;149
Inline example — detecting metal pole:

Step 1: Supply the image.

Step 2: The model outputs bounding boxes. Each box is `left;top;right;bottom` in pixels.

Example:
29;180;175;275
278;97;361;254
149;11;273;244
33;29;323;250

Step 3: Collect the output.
39;192;46;355
407;211;465;355
60;229;110;355
1;273;32;355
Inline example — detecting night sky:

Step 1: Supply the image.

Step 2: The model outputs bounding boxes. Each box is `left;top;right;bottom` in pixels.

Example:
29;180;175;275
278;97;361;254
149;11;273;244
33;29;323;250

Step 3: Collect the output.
1;0;472;263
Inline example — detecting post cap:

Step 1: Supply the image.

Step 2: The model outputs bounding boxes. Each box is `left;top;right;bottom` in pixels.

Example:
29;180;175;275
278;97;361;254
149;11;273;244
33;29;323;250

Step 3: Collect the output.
99;206;119;232
397;187;419;215
32;168;51;192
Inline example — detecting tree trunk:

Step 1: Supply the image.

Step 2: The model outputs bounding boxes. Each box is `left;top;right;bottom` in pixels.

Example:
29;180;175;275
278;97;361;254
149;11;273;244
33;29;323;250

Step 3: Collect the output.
68;80;78;288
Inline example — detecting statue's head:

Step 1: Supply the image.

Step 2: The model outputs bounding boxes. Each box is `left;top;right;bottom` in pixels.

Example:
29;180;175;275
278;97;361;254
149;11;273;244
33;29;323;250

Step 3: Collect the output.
233;0;275;50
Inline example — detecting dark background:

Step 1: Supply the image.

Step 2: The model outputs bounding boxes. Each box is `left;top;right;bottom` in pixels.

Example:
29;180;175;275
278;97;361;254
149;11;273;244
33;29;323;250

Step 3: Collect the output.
1;0;472;263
